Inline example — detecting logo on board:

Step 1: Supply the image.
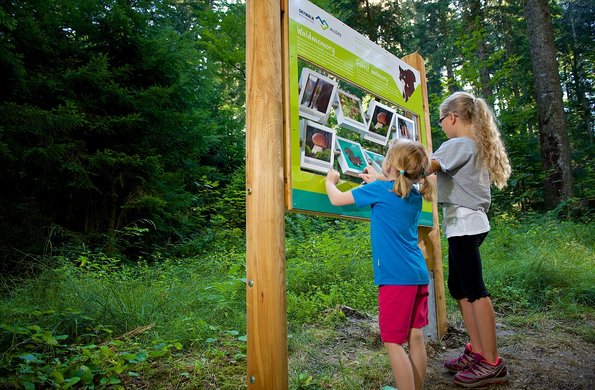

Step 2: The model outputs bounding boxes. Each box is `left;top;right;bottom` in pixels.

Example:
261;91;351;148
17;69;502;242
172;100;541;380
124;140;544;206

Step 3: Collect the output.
298;8;342;38
316;16;329;30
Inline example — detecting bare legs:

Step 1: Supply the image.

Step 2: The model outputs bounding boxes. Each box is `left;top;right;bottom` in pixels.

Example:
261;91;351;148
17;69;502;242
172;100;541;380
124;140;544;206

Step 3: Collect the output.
458;296;499;363
385;328;427;390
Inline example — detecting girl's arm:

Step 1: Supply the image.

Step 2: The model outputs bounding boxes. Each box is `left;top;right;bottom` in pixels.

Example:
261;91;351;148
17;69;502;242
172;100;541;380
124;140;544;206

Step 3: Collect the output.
428;159;441;174
325;169;355;206
359;164;387;183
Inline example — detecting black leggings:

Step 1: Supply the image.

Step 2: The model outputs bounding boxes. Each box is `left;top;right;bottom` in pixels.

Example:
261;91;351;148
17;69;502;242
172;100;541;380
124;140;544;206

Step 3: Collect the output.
447;232;490;302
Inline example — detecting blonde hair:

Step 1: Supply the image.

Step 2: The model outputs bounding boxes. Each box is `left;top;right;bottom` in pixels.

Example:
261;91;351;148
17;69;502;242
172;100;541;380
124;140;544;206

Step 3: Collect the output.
439;91;512;189
384;140;435;201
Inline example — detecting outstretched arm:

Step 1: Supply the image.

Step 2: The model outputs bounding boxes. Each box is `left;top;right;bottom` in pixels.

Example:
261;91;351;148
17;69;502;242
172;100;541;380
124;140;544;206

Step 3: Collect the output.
325;169;355;206
359;164;387;183
428;159;441;175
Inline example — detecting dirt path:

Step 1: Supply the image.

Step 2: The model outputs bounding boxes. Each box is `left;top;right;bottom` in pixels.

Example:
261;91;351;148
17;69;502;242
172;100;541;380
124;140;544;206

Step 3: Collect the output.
328;309;594;390
424;322;594;389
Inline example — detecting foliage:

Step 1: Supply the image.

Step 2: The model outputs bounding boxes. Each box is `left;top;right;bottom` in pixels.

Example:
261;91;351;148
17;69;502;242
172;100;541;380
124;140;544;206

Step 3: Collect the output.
1;215;593;387
1;0;594;266
0;0;247;263
0;311;182;389
286;217;376;324
483;213;595;312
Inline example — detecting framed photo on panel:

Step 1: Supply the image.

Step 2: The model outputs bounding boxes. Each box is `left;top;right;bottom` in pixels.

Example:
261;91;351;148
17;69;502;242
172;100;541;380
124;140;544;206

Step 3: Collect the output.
335;90;367;134
363;100;395;146
300;119;336;174
336;137;367;177
298;68;338;124
363;149;385;174
394;114;416;141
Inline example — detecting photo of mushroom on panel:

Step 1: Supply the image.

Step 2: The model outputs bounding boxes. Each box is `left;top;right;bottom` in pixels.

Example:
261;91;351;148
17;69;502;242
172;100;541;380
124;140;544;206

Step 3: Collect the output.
300;119;336;174
363;100;396;146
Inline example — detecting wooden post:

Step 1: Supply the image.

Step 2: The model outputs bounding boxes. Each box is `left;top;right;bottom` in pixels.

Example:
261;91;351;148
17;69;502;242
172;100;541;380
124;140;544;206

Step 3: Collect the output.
246;0;288;388
402;52;447;338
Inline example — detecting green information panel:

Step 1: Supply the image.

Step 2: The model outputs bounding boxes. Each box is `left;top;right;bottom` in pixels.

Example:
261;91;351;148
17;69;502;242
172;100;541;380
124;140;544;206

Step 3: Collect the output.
287;0;433;226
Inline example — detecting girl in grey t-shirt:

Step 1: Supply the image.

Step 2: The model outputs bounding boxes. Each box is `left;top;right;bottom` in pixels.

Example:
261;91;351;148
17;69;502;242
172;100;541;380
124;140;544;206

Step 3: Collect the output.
430;91;512;388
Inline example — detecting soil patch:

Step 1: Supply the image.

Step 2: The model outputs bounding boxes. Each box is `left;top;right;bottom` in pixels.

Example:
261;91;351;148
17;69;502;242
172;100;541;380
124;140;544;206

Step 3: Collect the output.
425;323;594;389
333;307;594;389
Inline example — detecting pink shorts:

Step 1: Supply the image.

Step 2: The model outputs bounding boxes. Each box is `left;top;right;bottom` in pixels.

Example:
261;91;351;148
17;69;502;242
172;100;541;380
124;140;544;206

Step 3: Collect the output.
378;284;429;344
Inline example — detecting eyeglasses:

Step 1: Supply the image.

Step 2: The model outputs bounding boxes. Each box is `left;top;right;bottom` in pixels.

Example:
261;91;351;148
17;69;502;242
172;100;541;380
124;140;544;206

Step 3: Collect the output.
436;113;457;127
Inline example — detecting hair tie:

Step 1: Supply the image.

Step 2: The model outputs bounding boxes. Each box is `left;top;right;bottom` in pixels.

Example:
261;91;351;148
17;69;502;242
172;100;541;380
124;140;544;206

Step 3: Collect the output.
421;171;427;177
399;169;405;175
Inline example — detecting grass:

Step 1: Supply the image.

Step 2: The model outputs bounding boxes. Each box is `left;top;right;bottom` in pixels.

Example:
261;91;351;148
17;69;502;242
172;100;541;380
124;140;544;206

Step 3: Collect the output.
0;213;593;388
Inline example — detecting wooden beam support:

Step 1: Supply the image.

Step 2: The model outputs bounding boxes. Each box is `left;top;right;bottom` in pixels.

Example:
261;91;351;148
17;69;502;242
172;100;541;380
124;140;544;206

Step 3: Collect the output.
403;52;447;338
246;0;288;388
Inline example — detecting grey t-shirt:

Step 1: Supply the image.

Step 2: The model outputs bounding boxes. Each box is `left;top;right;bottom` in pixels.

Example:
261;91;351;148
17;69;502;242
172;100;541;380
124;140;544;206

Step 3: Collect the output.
431;137;491;211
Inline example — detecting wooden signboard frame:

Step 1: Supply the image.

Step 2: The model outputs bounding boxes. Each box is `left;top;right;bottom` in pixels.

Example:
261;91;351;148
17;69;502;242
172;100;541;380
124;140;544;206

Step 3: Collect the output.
246;0;445;388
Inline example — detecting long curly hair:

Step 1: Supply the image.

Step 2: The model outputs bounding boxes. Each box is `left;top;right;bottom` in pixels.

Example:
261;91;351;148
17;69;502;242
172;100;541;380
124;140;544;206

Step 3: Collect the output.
384;139;435;201
439;91;511;189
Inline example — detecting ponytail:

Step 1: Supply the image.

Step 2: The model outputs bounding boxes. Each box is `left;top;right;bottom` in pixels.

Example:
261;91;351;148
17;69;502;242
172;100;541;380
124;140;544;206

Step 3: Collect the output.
385;140;435;201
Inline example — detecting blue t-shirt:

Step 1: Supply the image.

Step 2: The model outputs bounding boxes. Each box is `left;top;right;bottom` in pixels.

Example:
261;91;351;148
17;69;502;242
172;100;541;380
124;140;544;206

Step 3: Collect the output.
352;180;429;286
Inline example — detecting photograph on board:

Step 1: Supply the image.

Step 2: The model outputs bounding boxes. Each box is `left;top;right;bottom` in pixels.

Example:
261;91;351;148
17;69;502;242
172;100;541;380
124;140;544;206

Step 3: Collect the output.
363;100;395;146
395;114;416;141
298;68;338;124
300;119;336;174
335;90;367;134
363;149;385;174
336;137;367;177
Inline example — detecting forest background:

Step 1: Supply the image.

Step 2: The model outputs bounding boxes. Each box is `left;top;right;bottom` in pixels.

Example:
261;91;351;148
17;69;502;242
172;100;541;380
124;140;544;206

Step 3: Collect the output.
0;0;593;389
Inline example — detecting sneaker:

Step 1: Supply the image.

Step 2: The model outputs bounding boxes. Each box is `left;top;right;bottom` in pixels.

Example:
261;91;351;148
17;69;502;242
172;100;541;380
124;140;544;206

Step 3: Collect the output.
453;353;508;388
444;343;475;373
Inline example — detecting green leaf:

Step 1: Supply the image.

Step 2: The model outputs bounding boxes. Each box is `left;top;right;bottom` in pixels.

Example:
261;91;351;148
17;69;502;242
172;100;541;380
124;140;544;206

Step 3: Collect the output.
74;365;94;384
50;369;65;383
63;377;81;389
100;376;122;385
23;382;35;390
127;351;148;363
41;333;59;346
18;353;40;363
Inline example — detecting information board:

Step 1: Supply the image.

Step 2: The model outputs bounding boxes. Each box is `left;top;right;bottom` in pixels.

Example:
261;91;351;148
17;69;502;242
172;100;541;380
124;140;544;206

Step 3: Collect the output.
286;0;433;226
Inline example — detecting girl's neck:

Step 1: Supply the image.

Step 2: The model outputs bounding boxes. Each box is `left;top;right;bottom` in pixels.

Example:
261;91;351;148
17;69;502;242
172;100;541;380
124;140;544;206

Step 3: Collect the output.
454;123;475;139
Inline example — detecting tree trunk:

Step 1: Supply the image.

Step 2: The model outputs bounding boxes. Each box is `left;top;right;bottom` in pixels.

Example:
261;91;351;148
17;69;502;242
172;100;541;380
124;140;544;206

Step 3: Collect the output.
439;13;459;94
524;0;574;208
468;0;493;103
568;3;594;144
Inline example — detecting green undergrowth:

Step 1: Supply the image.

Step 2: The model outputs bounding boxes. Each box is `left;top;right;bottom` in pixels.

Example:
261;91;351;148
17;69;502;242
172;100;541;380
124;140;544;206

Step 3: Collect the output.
0;213;593;388
482;214;594;315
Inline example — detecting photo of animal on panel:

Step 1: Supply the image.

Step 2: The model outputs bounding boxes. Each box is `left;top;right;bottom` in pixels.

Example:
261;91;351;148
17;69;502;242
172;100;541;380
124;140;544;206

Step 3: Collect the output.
300;119;336;174
398;65;417;102
364;100;396;146
336;137;367;177
395;115;416;141
363;149;385;174
298;68;338;123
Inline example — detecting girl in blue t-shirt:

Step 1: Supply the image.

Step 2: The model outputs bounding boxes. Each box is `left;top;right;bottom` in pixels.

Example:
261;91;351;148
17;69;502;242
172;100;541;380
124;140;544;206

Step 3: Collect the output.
326;139;435;390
